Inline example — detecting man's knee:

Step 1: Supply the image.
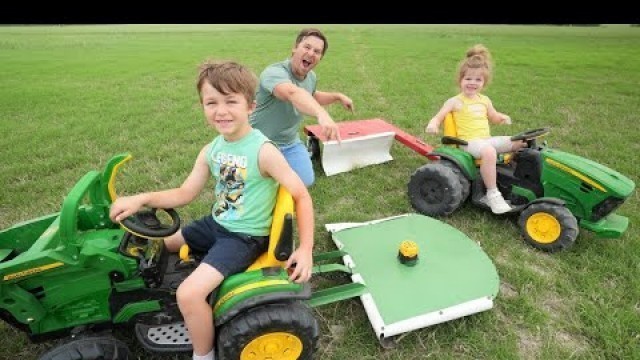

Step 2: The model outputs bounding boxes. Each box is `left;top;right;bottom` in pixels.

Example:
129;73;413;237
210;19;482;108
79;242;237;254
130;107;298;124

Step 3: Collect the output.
301;171;315;187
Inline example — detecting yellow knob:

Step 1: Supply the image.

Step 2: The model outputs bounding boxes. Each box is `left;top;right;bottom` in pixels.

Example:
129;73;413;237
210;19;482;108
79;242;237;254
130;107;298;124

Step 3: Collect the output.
398;240;419;266
399;240;419;257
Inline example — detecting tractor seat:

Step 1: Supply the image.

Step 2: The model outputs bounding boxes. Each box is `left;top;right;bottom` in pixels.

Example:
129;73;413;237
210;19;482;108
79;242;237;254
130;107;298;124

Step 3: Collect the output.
442;112;512;165
179;186;295;271
0;249;15;263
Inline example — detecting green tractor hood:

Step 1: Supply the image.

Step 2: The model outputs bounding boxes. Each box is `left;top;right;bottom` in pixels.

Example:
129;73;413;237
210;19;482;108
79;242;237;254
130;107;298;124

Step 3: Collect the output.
542;149;635;198
541;148;635;238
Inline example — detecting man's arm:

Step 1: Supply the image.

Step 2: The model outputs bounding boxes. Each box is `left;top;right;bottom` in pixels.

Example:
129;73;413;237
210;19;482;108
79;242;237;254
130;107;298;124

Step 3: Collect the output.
313;90;354;111
273;82;341;141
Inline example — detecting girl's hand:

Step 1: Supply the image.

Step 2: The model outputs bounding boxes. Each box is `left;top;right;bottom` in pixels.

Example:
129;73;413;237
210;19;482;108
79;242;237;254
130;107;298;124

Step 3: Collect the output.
425;120;440;134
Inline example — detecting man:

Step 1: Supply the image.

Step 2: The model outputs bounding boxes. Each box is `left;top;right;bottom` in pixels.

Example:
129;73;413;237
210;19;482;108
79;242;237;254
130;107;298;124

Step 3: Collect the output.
250;27;354;187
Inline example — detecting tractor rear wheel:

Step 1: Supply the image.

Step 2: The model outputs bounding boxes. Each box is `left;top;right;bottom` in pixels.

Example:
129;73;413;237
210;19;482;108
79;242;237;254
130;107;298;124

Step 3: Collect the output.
518;202;579;252
217;301;319;360
38;335;131;360
440;159;471;202
408;163;464;216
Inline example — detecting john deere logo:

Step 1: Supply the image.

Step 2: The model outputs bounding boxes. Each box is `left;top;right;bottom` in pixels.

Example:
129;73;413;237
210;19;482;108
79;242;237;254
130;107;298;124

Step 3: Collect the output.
3;262;64;281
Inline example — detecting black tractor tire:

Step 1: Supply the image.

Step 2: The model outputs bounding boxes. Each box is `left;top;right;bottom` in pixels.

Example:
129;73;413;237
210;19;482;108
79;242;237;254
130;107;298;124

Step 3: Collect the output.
306;135;320;161
217;301;319;360
439;159;471;202
518;202;579;252
408;162;464;216
38;335;131;360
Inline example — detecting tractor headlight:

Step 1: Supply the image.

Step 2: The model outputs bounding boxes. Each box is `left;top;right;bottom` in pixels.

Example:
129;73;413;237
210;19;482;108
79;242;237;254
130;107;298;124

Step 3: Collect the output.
592;197;625;221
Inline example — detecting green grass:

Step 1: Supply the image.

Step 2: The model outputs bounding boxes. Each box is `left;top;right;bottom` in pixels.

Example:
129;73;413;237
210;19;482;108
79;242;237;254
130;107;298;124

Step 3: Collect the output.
1;24;639;360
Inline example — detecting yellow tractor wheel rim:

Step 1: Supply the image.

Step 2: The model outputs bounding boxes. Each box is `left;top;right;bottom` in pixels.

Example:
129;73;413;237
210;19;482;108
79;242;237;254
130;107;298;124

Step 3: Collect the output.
526;212;561;244
240;332;303;360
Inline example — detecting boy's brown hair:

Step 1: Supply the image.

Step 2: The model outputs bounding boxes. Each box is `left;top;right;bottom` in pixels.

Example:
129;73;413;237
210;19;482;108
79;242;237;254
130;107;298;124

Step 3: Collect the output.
196;60;258;104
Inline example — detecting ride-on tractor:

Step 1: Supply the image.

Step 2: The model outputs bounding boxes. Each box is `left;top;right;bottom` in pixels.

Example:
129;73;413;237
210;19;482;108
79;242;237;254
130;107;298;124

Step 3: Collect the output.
408;114;635;252
0;153;322;360
1;152;503;359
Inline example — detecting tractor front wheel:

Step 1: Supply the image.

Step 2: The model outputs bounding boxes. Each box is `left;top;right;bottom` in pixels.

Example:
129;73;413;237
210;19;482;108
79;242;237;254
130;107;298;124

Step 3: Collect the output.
518;202;579;252
217;301;319;360
38;335;131;360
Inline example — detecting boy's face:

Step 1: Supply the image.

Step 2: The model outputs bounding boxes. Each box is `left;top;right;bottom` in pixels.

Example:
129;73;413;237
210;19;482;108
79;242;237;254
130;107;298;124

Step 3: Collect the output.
290;35;324;79
201;82;256;141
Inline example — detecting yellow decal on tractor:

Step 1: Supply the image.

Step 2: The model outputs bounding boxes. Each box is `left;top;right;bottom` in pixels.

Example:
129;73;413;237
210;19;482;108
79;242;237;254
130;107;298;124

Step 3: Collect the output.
546;158;606;193
214;279;290;312
3;262;64;281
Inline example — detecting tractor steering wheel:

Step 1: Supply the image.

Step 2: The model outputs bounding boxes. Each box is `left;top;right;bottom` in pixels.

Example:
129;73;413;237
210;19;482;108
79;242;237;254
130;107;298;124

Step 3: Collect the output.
511;127;550;142
120;208;181;239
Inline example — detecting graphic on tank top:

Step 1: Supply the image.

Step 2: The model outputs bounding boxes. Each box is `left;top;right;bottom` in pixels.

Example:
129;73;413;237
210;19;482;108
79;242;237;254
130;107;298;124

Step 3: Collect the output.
212;152;247;219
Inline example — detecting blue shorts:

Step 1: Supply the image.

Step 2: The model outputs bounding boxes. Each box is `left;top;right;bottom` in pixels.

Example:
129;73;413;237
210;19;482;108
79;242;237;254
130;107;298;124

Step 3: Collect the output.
280;141;314;187
181;215;269;277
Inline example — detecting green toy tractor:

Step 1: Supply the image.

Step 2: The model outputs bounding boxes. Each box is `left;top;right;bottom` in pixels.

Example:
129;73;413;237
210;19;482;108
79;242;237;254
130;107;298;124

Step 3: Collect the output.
0;153;322;360
408;114;635;252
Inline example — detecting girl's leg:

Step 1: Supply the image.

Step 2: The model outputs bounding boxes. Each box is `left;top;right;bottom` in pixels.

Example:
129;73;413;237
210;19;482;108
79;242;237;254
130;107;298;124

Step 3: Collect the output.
468;140;511;214
279;142;315;187
478;145;498;190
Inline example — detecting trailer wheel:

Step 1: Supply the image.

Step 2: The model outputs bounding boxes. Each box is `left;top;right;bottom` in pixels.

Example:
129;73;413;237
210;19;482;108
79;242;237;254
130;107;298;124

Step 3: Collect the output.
408;163;464;216
217;301;318;360
38;335;131;360
306;135;320;161
518;202;578;252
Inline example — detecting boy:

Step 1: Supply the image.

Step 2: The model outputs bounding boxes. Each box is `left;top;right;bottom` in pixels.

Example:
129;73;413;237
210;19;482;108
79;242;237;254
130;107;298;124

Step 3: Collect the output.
109;60;314;360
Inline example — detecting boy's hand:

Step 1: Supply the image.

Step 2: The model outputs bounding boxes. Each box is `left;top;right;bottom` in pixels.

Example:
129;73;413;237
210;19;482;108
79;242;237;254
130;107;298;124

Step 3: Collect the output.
286;247;313;283
503;116;512;125
109;195;145;223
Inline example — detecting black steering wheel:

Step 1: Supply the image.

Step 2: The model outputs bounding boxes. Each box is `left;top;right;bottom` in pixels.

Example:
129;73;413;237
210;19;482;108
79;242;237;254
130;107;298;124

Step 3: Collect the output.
120;208;181;239
511;127;550;141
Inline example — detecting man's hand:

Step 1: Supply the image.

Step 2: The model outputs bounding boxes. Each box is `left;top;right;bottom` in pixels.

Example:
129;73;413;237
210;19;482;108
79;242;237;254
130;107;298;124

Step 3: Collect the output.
338;93;354;113
318;113;341;143
502;115;512;125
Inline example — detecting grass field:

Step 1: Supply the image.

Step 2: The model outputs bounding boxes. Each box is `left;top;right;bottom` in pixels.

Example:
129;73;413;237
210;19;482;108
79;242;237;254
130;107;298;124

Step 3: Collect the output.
0;24;638;360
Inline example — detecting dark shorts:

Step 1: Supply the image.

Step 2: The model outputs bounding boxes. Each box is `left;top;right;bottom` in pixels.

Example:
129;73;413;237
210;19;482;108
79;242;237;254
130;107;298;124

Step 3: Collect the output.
181;215;269;278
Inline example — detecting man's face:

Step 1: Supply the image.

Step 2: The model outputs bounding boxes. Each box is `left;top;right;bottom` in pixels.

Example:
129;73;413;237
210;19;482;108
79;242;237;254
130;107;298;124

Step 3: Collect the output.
290;35;324;79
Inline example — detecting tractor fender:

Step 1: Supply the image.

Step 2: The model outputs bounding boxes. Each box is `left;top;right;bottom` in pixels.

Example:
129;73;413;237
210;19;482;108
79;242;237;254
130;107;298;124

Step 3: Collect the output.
429;149;477;180
214;282;312;327
526;197;566;207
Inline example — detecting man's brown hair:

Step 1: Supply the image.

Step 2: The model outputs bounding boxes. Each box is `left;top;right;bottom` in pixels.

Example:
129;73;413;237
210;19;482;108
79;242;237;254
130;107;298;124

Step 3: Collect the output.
295;28;328;56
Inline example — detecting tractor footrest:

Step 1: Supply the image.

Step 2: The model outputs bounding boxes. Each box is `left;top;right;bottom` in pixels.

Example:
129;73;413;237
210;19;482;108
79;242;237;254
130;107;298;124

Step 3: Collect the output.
135;321;192;353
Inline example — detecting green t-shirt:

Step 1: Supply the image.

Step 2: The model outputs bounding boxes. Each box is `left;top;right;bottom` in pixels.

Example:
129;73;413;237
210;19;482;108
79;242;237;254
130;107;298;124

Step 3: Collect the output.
250;58;317;146
207;129;278;236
